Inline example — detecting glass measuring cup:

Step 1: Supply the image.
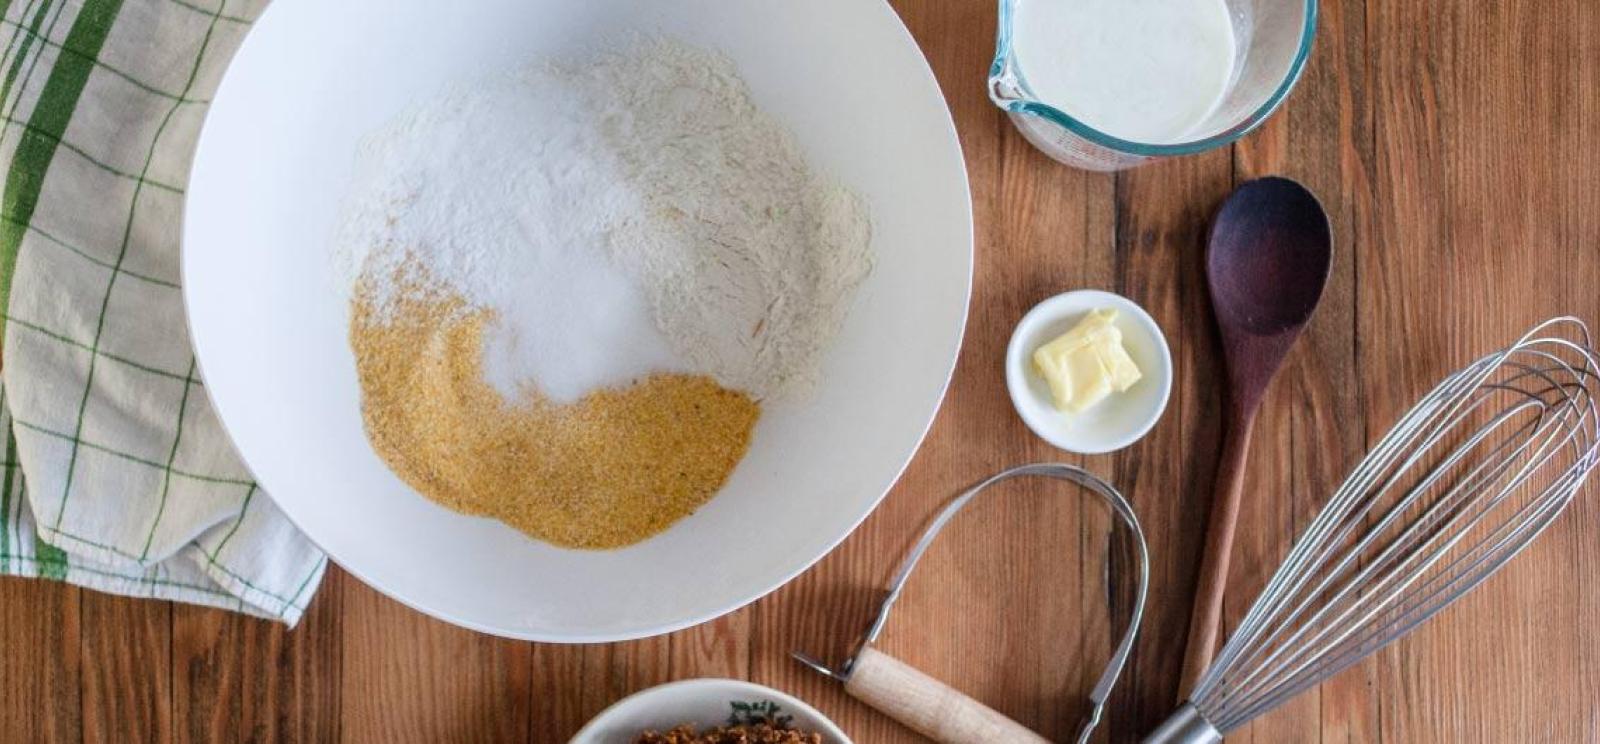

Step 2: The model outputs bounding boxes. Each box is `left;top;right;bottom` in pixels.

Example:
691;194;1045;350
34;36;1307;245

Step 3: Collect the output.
990;0;1318;171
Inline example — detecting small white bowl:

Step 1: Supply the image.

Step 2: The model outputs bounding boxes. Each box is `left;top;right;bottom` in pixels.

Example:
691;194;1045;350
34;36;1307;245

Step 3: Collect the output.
1006;290;1173;454
569;679;852;743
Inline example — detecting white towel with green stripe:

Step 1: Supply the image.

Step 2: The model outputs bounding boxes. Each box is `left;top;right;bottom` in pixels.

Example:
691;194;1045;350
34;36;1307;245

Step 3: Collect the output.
0;0;325;624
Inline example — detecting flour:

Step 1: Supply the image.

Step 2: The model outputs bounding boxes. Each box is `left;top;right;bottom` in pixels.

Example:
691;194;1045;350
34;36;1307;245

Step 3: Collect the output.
583;41;874;400
334;38;872;403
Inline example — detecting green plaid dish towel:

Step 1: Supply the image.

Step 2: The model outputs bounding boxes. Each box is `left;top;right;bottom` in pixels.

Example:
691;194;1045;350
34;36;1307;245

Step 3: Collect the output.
0;0;325;624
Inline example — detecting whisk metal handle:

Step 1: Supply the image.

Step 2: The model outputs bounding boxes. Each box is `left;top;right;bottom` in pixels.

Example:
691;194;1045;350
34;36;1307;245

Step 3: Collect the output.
1141;703;1223;744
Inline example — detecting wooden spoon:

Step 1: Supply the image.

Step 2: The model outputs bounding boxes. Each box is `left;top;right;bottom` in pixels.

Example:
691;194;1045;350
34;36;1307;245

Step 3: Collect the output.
1178;176;1332;697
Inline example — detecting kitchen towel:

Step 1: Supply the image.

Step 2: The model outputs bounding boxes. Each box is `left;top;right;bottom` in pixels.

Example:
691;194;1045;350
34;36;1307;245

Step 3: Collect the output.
0;0;325;624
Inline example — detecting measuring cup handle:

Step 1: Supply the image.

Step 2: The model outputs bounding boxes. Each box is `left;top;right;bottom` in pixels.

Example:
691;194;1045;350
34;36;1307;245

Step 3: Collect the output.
842;647;1052;744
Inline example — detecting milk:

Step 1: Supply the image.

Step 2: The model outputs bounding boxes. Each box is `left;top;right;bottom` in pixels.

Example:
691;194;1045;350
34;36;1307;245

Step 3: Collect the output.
1014;0;1238;144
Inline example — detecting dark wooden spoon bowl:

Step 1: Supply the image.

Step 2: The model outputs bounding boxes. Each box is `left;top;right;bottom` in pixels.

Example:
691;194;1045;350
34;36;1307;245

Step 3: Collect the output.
1179;176;1333;697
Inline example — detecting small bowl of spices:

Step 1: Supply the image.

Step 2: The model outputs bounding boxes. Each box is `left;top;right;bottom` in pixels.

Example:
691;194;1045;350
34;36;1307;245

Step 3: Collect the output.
570;679;849;744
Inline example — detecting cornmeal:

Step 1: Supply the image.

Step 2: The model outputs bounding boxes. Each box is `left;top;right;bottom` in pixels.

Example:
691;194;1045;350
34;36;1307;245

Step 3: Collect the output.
350;267;759;550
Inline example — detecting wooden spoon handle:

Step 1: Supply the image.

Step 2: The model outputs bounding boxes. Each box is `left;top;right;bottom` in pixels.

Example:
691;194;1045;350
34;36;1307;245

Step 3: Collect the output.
1178;412;1258;697
843;647;1051;744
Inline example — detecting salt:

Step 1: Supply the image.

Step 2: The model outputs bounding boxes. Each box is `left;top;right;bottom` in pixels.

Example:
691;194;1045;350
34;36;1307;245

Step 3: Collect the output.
333;62;681;403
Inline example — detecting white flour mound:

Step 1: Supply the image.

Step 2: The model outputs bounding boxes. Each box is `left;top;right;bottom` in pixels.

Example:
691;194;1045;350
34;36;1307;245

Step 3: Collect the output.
334;38;873;404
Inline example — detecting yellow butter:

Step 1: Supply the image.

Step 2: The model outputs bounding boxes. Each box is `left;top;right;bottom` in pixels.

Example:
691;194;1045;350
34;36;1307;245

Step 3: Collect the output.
1031;308;1143;413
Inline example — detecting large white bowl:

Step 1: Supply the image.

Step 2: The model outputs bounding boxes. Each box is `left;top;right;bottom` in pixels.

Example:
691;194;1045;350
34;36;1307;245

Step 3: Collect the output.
183;0;972;640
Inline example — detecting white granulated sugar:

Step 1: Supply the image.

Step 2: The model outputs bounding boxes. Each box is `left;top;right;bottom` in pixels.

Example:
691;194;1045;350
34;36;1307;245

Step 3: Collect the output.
333;38;872;403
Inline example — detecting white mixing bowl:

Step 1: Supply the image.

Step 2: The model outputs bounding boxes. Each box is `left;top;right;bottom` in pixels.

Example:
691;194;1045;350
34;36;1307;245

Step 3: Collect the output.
183;0;972;640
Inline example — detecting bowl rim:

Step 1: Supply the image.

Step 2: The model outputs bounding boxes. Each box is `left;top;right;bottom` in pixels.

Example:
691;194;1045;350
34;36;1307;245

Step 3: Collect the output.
568;678;853;743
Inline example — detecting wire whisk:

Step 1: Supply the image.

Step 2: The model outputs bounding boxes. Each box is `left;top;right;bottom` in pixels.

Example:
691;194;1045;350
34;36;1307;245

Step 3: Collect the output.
1145;317;1600;743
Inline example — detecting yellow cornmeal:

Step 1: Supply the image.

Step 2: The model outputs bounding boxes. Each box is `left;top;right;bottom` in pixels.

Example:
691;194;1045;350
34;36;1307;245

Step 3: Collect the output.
349;272;759;550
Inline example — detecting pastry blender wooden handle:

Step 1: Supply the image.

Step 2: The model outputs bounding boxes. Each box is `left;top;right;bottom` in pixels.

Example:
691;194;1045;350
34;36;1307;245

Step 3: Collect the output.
841;647;1050;743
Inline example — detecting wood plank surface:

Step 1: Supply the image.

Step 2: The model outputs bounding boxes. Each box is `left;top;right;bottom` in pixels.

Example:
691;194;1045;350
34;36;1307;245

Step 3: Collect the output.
1;0;1598;741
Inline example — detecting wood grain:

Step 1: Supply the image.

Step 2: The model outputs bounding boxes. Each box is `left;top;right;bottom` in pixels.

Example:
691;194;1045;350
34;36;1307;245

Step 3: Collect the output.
80;594;171;744
338;571;531;743
2;0;1599;741
0;579;80;743
1361;0;1600;741
171;568;342;744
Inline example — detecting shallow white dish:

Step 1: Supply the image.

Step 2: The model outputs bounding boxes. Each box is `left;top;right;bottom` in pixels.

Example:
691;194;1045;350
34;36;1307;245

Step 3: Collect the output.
183;0;971;640
570;679;851;743
1006;290;1172;454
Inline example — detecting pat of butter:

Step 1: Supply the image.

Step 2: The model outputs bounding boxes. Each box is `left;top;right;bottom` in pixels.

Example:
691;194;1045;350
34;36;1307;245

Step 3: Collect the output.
1032;308;1142;413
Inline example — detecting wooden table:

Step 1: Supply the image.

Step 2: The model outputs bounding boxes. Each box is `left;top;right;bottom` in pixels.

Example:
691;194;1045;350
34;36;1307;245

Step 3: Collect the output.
4;0;1598;741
